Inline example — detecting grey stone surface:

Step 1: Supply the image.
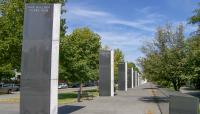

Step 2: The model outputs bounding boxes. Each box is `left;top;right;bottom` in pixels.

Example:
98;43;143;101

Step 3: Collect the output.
169;95;199;114
134;71;138;87
138;73;140;86
99;50;114;96
118;62;127;91
21;3;61;114
127;68;133;88
133;71;136;87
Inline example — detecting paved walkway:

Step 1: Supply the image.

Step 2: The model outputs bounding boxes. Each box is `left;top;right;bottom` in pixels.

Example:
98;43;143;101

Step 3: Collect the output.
0;83;169;114
59;83;169;114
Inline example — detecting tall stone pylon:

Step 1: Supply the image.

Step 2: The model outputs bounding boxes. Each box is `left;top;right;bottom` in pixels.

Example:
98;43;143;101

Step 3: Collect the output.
127;68;134;88
134;71;138;87
99;50;114;96
137;72;140;86
118;62;127;91
21;4;61;114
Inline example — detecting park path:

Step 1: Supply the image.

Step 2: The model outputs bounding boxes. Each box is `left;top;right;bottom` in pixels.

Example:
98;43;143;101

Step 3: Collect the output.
59;83;169;114
0;83;169;114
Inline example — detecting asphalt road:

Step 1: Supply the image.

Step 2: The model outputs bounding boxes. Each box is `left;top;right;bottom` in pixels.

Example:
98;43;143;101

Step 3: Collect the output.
0;83;169;114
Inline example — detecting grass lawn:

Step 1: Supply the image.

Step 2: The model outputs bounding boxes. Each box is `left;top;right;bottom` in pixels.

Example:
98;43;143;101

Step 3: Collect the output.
59;89;99;105
0;89;99;104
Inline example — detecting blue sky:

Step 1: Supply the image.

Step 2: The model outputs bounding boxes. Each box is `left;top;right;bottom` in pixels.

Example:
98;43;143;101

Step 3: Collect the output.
63;0;199;64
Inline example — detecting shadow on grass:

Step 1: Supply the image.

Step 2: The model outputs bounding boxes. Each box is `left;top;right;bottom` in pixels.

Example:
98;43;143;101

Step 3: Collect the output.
58;105;85;114
59;93;77;100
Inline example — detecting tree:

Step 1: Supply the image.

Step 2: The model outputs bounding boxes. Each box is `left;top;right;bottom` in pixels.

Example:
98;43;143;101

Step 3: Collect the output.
127;62;139;72
0;0;24;82
185;2;200;89
0;0;66;82
189;2;200;35
184;35;200;89
139;24;186;91
114;49;124;81
60;27;101;101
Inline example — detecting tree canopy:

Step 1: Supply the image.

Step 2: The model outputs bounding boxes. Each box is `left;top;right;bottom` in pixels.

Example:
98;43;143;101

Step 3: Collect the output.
60;27;101;83
139;24;186;90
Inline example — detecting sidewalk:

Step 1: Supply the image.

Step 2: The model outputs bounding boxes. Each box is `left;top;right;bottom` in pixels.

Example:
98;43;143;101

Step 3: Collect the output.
59;83;169;114
0;83;169;114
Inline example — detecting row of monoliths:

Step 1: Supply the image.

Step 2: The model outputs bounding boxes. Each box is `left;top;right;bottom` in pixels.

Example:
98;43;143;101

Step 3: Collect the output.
21;4;142;114
99;50;141;96
21;4;199;114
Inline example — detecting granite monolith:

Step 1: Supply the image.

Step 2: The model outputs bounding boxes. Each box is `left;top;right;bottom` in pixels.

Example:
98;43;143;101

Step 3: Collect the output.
127;68;133;88
99;50;114;96
118;62;127;91
169;95;199;114
21;4;61;114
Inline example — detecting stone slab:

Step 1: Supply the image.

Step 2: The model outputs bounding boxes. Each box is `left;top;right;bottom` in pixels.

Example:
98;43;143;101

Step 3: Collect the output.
137;73;140;86
169;95;199;114
99;50;114;96
134;71;138;87
21;3;61;114
118;62;127;91
127;68;133;88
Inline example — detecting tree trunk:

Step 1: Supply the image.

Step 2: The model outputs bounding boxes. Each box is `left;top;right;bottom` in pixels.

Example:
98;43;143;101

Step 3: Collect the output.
97;80;99;92
177;78;181;91
80;83;83;94
172;80;178;91
77;82;83;102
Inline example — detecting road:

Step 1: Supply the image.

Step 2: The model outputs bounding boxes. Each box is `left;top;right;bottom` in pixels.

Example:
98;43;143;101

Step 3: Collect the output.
0;83;169;114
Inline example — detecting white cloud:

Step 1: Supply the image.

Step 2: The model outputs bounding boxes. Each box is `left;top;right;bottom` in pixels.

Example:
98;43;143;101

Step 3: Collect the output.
66;4;164;62
97;31;152;62
67;5;164;32
70;7;110;18
107;20;155;32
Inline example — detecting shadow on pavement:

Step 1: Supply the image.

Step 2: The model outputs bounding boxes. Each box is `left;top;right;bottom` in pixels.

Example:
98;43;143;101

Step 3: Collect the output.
58;105;85;114
139;96;168;103
185;92;200;100
180;87;200;100
142;87;158;89
181;87;197;91
139;96;169;114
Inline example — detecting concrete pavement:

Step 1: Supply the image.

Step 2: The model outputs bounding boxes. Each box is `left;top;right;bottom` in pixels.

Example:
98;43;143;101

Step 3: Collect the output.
59;83;169;114
0;83;169;114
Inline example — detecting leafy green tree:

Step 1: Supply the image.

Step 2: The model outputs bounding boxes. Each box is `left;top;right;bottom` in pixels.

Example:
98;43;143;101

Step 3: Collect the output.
189;2;200;35
184;2;200;89
184;36;200;89
60;27;101;100
0;0;24;81
127;62;139;72
139;24;186;91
